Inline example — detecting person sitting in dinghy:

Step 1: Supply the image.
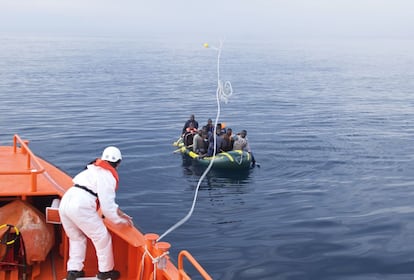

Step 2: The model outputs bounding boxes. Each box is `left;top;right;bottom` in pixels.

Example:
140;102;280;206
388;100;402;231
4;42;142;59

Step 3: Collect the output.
220;127;234;152
233;129;256;167
206;123;224;156
193;128;208;156
182;114;199;135
183;122;198;147
205;118;214;137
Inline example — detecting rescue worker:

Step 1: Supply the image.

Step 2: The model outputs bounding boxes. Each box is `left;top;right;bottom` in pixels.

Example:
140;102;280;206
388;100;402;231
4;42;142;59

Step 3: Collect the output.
59;146;133;280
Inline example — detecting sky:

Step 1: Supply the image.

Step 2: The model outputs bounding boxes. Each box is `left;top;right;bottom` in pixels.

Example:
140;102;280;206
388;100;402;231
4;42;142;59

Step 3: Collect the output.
0;0;413;40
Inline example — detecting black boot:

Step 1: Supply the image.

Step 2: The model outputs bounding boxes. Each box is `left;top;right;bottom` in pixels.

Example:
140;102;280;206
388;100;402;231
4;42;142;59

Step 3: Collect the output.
66;270;85;280
97;270;120;280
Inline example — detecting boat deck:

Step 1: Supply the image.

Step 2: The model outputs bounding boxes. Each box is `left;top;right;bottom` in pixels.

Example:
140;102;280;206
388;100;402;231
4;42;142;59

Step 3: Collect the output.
1;135;211;280
0;145;71;197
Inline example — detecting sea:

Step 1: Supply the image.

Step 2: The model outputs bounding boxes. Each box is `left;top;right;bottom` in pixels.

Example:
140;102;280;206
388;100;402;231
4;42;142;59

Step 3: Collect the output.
1;35;414;280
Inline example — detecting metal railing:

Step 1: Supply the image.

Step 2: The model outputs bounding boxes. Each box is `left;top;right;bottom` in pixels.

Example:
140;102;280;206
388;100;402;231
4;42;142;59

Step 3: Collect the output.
0;134;45;192
178;250;212;280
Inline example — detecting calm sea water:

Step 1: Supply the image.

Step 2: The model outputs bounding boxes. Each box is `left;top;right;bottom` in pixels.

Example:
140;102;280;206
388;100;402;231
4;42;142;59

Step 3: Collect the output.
1;35;414;280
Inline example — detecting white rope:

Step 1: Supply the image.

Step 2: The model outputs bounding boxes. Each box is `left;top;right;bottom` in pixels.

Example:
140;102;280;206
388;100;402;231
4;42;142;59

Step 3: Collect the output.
218;80;233;104
140;250;147;280
43;171;66;193
214;41;233;104
157;40;231;242
140;245;170;280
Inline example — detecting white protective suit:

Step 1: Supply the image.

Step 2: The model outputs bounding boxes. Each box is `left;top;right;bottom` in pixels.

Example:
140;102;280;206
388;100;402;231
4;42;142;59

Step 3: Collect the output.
59;163;128;272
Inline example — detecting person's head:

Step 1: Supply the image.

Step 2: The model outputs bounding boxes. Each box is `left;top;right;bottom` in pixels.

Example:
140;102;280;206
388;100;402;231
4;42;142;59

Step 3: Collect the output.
101;146;122;168
190;114;195;121
207;118;212;125
239;130;247;138
215;123;222;134
226;128;232;136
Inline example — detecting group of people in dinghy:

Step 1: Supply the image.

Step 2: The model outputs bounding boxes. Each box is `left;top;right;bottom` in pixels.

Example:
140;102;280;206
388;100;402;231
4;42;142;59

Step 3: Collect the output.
181;114;256;166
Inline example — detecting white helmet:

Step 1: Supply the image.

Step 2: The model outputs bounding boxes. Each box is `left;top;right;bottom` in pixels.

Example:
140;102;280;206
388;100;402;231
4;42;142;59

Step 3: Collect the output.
101;146;122;162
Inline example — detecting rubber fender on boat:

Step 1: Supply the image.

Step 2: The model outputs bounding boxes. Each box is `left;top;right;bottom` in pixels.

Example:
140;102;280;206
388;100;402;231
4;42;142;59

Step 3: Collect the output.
0;200;54;265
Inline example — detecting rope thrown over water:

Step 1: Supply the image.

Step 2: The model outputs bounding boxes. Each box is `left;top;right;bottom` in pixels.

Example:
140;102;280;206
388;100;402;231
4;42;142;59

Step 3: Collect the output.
157;41;233;242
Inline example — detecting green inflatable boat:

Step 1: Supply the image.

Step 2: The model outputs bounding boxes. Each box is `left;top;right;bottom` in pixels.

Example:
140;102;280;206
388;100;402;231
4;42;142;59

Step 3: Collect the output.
174;138;252;170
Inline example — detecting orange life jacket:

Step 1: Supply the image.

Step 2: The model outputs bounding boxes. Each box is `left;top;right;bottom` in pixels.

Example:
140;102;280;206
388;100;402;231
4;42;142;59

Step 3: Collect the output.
94;159;119;190
186;127;198;134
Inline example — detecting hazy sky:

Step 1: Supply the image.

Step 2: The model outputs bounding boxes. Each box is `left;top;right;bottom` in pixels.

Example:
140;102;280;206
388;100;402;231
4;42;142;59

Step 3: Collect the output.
1;0;413;39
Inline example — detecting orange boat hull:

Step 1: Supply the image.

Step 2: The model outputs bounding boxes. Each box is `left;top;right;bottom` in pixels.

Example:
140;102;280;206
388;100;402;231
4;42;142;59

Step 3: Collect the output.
0;135;211;280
